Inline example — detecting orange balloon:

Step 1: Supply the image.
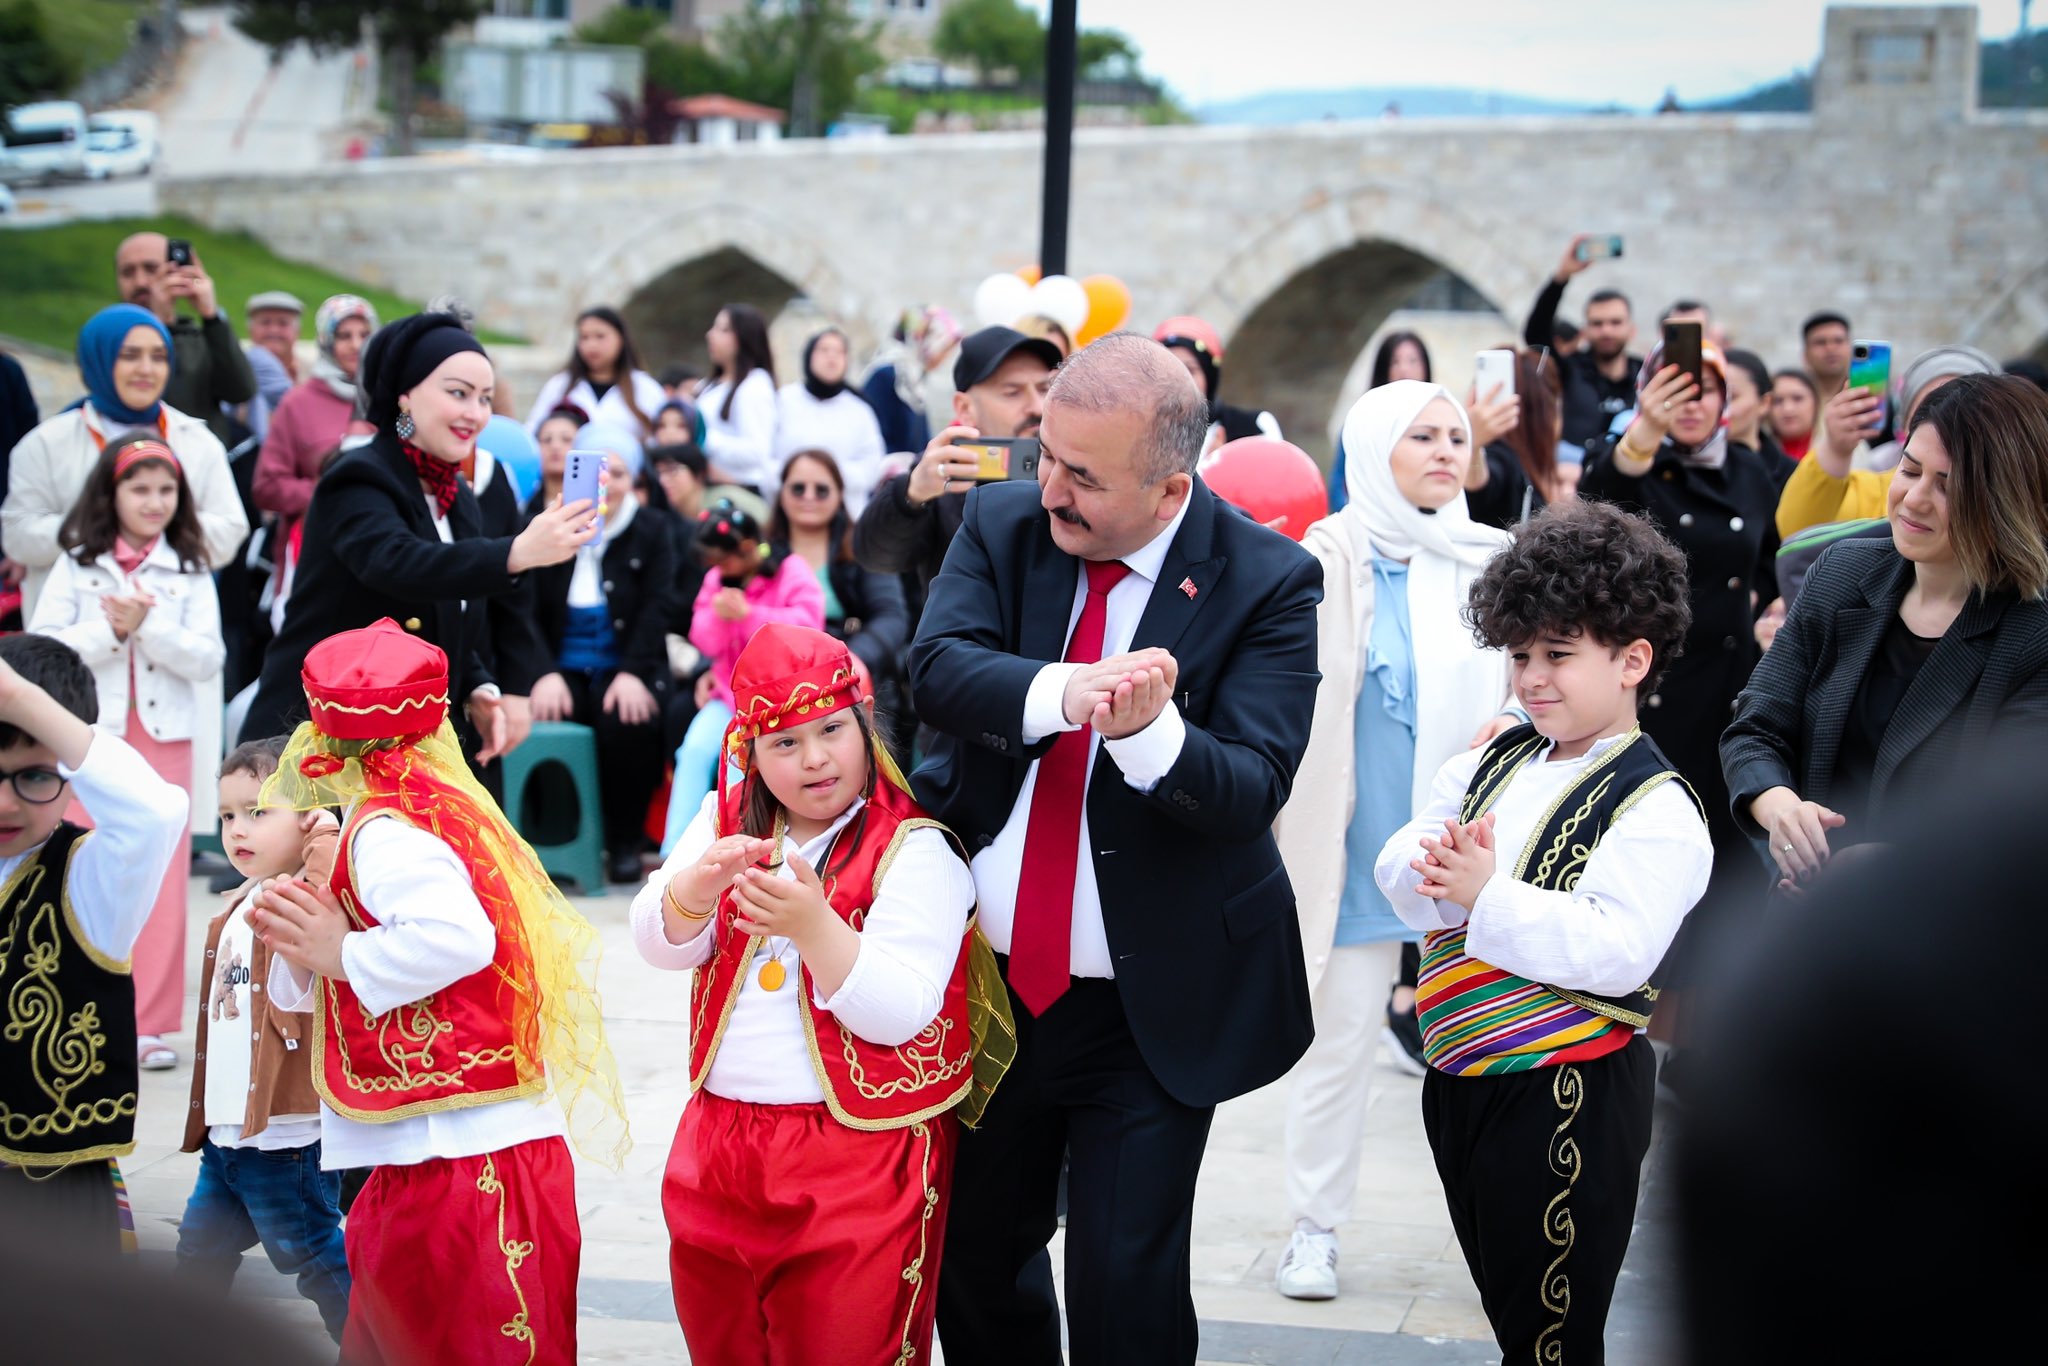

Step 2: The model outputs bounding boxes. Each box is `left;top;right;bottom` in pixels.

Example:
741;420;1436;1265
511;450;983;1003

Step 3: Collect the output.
1075;274;1132;346
1015;265;1042;286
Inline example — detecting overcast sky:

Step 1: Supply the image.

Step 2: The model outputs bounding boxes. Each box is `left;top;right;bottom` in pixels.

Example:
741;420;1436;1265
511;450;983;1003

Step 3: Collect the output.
1046;0;2030;108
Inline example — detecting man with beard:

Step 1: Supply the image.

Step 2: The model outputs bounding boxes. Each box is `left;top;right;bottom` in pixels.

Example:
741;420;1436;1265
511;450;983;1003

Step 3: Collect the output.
1523;234;1642;454
854;325;1061;600
113;232;258;449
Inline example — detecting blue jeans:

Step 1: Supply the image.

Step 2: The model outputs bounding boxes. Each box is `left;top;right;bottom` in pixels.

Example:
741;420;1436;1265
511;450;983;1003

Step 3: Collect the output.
663;697;734;856
176;1138;352;1342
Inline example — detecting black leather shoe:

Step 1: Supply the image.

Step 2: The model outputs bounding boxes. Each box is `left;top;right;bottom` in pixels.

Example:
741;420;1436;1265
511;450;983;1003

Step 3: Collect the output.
608;850;645;885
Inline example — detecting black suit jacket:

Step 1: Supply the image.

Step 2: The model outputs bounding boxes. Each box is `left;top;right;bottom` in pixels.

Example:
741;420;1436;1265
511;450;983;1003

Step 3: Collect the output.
242;433;523;741
1721;539;2048;840
908;478;1323;1108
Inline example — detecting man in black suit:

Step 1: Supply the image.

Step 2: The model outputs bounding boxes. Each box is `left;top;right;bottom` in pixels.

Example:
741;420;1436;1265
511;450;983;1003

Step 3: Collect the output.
912;333;1322;1364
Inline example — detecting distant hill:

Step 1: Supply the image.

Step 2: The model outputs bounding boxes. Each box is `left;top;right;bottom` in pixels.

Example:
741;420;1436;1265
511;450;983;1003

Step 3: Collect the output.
1195;85;1608;126
1200;33;2047;126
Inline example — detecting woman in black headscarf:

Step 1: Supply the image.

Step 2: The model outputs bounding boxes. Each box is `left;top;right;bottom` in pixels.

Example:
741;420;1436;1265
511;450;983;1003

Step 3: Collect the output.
240;312;599;766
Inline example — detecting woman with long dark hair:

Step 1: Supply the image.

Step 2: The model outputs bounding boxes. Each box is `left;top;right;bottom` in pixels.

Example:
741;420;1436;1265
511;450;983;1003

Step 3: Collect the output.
768;449;909;746
698;303;778;491
1464;350;1566;529
523;305;667;441
242;312;599;769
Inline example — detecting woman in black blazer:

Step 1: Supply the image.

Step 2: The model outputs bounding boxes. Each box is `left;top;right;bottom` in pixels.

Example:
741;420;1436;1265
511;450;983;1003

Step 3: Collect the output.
242;313;597;766
1722;374;2048;892
526;424;677;882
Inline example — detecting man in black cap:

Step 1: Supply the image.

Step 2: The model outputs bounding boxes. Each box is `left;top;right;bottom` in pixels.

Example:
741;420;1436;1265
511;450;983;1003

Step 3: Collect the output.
854;325;1061;598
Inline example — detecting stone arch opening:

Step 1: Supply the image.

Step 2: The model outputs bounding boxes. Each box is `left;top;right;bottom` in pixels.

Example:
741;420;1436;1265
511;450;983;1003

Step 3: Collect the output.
1219;241;1509;463
619;246;805;376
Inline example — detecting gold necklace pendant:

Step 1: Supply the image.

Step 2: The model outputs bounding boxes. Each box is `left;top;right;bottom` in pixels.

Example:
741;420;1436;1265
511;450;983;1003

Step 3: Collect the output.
757;959;787;991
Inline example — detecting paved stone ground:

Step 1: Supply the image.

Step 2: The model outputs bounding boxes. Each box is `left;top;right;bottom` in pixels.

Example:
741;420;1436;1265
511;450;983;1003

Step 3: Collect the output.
124;873;1684;1363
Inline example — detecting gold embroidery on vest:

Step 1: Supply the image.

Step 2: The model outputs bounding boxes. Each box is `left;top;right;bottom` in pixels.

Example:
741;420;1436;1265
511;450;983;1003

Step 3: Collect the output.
476;1154;538;1363
1510;729;1642;880
1536;1065;1585;1363
1530;772;1617;890
892;1120;939;1366
0;863;138;1157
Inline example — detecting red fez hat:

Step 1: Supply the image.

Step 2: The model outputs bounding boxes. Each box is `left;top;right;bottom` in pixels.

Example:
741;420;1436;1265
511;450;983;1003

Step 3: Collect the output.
301;618;451;740
728;624;864;744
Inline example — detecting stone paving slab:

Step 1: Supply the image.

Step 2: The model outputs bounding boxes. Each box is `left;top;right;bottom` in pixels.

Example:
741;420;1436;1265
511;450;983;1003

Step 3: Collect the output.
122;876;1681;1361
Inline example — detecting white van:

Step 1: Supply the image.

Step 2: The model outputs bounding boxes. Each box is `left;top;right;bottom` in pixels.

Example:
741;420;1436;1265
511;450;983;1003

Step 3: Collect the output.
1;101;89;184
84;110;159;179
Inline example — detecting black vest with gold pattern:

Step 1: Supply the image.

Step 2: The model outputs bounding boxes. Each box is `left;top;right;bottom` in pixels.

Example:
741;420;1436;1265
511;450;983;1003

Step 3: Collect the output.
0;825;139;1168
1459;724;1703;1026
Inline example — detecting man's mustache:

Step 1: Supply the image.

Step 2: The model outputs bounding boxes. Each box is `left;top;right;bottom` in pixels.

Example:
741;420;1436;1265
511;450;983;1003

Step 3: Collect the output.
1051;505;1089;529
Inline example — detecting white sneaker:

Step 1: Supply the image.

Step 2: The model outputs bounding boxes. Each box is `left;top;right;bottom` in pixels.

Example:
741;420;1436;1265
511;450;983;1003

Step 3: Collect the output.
1274;1222;1339;1300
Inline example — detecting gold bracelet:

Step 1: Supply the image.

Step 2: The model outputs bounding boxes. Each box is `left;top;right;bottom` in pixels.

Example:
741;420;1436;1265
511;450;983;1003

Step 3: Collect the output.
663;882;714;922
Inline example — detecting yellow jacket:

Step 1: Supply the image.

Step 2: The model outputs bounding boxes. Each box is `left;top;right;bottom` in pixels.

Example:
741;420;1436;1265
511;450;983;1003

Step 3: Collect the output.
1774;454;1893;539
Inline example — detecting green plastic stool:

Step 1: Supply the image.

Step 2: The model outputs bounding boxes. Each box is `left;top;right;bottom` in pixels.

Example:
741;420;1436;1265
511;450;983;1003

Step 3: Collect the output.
501;721;608;895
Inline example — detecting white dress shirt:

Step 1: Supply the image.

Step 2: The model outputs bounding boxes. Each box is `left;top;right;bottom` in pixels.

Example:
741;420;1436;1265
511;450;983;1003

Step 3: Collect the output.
1373;732;1712;998
970;496;1193;978
270;815;565;1169
632;792;975;1105
0;731;189;964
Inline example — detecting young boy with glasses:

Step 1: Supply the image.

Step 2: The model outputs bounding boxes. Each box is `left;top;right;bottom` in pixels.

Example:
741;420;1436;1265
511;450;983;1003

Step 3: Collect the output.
0;633;188;1251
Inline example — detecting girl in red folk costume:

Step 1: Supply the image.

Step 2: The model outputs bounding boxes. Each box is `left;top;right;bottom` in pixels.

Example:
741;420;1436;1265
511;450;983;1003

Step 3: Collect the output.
249;619;628;1366
633;622;1010;1366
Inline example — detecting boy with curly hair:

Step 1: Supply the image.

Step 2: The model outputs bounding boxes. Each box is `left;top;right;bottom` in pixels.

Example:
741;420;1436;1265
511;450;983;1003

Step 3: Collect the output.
1374;499;1712;1364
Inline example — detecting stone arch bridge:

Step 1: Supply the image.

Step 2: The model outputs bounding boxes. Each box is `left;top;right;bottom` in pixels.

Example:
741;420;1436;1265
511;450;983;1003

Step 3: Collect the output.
164;6;2047;457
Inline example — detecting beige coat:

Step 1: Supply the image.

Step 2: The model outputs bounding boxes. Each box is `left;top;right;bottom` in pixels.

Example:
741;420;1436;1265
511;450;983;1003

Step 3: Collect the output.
1273;511;1513;990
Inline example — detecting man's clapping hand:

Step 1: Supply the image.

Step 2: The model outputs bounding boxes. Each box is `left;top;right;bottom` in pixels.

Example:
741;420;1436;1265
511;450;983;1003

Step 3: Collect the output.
1062;647;1178;737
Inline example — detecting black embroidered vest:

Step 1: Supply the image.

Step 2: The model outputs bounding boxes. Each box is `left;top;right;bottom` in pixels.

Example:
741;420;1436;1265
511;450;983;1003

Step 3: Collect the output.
1460;724;1703;1027
0;825;139;1168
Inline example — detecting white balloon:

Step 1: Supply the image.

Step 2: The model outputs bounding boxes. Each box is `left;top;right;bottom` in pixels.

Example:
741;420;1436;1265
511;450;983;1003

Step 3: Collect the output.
1027;274;1090;336
973;272;1034;330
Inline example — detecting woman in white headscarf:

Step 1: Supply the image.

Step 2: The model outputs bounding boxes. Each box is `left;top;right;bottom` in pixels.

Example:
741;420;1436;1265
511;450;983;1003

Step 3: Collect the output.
1269;380;1520;1302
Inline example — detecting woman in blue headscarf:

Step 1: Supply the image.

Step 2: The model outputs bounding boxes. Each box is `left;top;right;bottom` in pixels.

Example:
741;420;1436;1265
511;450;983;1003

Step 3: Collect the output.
0;302;251;1074
3;303;249;619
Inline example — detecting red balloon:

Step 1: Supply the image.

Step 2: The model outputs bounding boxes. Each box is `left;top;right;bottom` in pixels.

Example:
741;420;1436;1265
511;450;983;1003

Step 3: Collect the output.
1202;437;1328;542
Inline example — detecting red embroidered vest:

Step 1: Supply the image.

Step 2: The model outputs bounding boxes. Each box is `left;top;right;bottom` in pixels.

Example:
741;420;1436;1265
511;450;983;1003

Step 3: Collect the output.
689;780;975;1130
313;802;543;1121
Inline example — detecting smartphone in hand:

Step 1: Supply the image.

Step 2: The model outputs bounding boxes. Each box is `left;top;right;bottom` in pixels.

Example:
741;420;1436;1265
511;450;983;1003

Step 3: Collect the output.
1574;234;1624;263
957;436;1042;483
1661;321;1704;386
562;449;605;530
1474;349;1517;401
1849;341;1893;432
166;238;194;267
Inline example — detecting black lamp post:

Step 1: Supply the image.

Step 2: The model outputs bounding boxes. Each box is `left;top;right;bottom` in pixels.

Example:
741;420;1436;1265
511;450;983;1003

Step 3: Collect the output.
1039;0;1078;277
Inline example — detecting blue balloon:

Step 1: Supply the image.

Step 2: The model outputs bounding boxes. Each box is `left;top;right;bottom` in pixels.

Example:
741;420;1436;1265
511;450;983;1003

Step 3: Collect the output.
479;414;540;505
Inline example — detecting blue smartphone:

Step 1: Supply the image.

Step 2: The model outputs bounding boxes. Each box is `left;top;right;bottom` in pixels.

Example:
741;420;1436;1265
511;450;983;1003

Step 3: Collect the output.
562;448;605;534
1849;341;1892;432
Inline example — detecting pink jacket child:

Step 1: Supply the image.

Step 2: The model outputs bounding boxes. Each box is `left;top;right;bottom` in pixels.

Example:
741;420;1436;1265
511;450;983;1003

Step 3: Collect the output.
689;550;825;707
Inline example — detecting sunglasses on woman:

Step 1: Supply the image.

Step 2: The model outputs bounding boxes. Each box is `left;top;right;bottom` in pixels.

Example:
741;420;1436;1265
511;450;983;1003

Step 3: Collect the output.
784;482;836;500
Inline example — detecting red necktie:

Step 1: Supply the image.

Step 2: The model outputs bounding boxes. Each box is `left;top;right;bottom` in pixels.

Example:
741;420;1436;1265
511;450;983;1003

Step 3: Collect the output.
1011;558;1131;1015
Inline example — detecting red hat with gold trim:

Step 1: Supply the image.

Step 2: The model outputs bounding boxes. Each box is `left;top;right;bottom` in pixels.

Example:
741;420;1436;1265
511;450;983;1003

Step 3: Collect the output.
301;617;451;741
727;623;864;746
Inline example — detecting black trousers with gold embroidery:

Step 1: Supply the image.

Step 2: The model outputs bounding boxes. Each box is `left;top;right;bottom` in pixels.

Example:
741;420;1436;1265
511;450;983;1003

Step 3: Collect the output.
1422;1035;1654;1365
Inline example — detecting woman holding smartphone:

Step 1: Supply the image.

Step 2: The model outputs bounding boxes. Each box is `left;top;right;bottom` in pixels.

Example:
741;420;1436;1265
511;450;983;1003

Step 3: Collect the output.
241;312;598;774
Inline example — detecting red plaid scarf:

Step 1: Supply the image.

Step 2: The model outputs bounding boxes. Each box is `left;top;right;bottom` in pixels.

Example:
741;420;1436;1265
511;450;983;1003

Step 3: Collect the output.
402;439;460;517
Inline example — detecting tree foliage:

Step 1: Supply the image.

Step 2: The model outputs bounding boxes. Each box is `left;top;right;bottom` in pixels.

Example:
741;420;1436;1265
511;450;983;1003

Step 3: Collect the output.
0;0;78;119
715;0;883;137
933;0;1043;84
232;0;486;153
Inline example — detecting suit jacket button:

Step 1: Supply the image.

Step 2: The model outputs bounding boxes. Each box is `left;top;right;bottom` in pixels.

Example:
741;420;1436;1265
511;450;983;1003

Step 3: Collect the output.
404;617;422;631
603;580;614;592
1678;513;1695;528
